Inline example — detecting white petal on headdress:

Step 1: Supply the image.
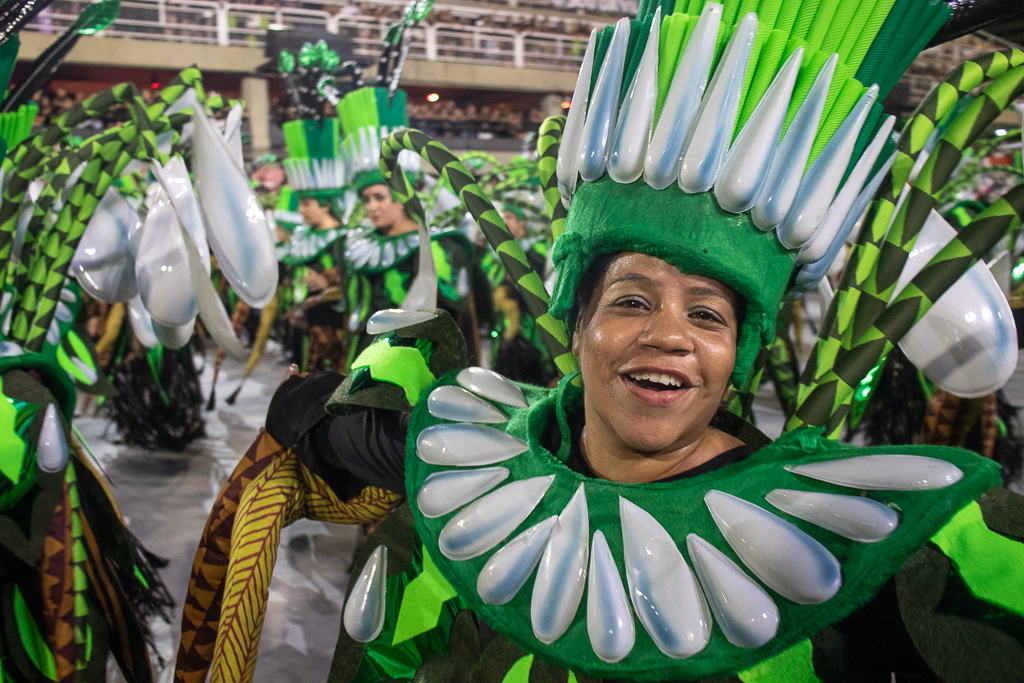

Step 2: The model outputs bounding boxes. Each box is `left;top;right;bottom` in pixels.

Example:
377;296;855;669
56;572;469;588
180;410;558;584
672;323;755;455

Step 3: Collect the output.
678;12;758;194
714;47;804;213
578;18;631;183
751;53;838;230
643;2;721;191
777;84;878;249
608;6;661;184
556;30;597;201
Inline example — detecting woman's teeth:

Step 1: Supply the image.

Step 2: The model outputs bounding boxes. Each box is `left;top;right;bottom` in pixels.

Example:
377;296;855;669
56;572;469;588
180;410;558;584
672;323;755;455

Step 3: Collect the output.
628;372;682;388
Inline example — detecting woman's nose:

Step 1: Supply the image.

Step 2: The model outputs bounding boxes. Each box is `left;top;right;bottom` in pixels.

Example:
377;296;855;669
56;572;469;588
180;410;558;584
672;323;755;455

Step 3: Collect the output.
639;309;695;352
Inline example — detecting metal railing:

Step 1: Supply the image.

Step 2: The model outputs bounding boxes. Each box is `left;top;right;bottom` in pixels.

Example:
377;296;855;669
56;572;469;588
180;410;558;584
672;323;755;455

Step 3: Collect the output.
24;0;599;71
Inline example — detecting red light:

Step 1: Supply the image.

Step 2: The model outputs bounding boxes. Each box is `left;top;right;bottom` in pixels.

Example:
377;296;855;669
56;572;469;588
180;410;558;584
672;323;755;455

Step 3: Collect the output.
150;81;160;89
561;100;571;109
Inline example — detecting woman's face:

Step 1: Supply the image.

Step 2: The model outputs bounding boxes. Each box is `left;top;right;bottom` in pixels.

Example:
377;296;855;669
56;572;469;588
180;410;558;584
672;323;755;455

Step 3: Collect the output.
298;197;332;228
573;252;739;456
361;184;405;230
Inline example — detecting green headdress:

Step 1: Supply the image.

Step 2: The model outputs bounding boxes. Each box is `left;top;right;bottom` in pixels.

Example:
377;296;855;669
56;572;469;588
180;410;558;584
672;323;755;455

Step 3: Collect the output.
338;86;420;195
279;41;348;201
546;0;956;388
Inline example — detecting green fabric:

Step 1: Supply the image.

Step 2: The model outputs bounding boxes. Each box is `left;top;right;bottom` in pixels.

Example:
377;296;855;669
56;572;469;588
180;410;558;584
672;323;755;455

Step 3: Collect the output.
502;655;534;683
0;377;26;485
352;342;434;406
931;501;1024;617
738;640;820;683
0;354;75;421
354;170;417;196
550;178;794;388
392;547;458;645
13;585;56;680
405;372;1001;681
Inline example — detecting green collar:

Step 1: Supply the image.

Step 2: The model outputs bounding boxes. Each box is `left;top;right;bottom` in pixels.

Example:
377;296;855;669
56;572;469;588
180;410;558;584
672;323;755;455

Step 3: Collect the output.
403;371;999;681
344;226;472;275
277;227;346;265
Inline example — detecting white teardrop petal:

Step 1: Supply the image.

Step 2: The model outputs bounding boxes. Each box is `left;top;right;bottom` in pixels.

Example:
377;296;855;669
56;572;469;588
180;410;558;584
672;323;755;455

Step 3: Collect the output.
786;454;963;490
797;115;895;264
752;54;839;230
72;186;140;303
456;367;528;408
608;7;661;184
777;85;878;249
135;185;196;326
620;497;710;658
417;467;510;518
643;2;722;190
343;545;388;642
126;295;158;349
587;530;634;663
678;12;758;194
416;423;528;466
478;516;557;605
54;302;73;324
704;490;841;605
578;18;631;182
765;489;898;542
439;475;554;561
714;47;803;213
427;386;507;424
532;484;589;644
556;30;597;200
152;318;194;349
686;534;778;648
36;404;68;473
153;155;211;274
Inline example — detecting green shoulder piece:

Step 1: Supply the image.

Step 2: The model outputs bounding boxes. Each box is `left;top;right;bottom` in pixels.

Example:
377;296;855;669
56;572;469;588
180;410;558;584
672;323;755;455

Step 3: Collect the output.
277;227;346;266
403;371;1000;681
344;226;473;277
326;309;468;416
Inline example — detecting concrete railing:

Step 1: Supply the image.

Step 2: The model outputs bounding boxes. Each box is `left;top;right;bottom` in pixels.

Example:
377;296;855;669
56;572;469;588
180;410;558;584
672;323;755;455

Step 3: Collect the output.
24;0;602;71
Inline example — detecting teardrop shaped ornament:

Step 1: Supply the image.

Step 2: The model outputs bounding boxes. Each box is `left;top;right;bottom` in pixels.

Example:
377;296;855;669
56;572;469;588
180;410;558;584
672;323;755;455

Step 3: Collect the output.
36;404;69;473
439;475;554;561
587;530;635;663
686;534;778;648
456;367;528;408
532;483;589;644
785;454;963;490
343;545;388;642
416;467;510;518
619;497;710;658
765;489;899;542
478;515;557;605
427;386;507;424
704;490;841;605
416;423;528;467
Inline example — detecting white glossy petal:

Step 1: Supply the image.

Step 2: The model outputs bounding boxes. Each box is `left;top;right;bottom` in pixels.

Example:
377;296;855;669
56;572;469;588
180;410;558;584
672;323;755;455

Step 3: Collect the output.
532;483;589;644
786;454;963;490
0;341;24;357
477;516;557;605
366;308;438;335
126;295;158;348
456;367;528;408
894;210;1018;398
428;386;507;424
439;475;554;560
54;302;73;324
714;47;803;213
135;186;196;326
343;545;388;642
556;30;596;200
765;489;898;542
578;18;631;182
36;404;68;473
686;534;778;648
797;116;895;264
191;106;277;307
416;467;510;518
752;54;838;230
153;155;211;274
704;490;841;605
643;2;721;190
152;318;195;349
587;530;634;663
777;85;878;249
72;186;140;303
620;497;710;658
678;12;758;194
72;357;98;385
416;423;528;466
608;7;661;184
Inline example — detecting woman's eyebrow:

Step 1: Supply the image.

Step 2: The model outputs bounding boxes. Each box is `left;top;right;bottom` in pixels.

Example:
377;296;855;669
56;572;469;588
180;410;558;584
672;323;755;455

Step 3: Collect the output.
608;273;654;286
688;285;734;303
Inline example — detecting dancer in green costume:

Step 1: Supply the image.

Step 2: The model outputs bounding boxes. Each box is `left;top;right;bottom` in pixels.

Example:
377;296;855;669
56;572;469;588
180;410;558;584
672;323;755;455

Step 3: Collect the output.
180;0;1024;681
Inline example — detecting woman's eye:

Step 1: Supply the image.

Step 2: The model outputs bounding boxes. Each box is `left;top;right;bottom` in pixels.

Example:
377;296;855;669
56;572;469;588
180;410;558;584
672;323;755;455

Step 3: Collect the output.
611;296;648;309
691;308;726;325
